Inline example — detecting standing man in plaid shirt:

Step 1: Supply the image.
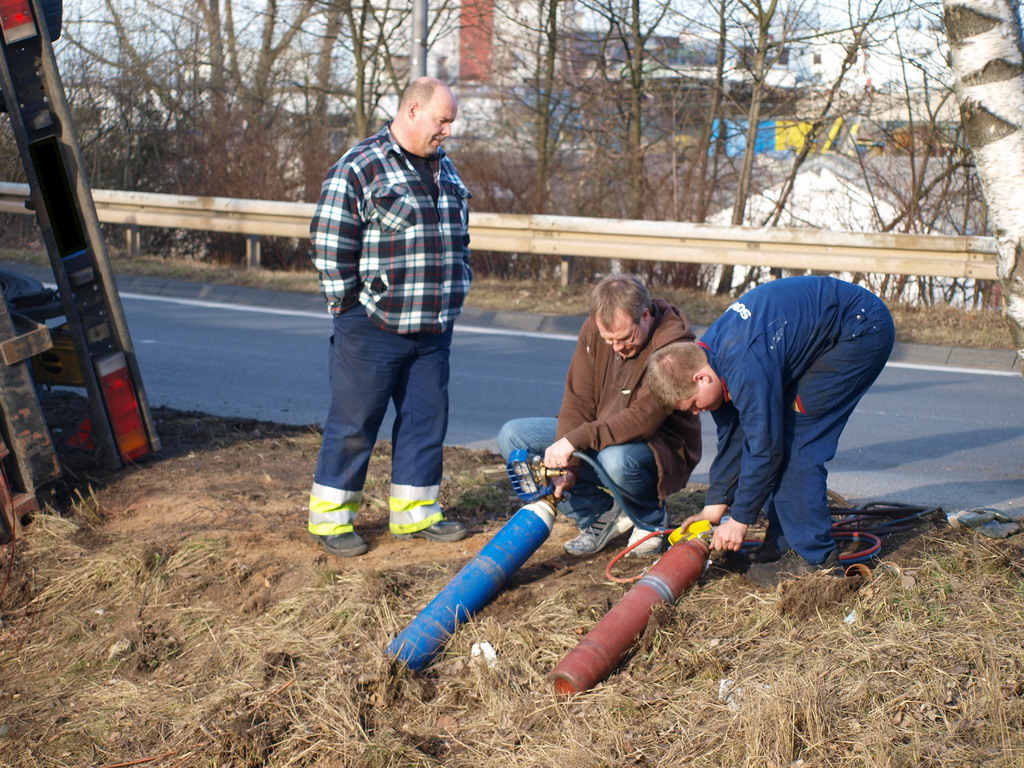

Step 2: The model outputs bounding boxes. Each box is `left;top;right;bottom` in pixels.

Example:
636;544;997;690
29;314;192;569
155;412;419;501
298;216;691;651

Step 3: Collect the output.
307;77;472;557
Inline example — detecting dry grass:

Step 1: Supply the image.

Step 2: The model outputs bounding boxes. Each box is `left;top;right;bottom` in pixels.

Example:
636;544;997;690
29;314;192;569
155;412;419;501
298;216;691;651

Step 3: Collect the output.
3;471;1024;766
887;303;1013;349
1;248;1013;349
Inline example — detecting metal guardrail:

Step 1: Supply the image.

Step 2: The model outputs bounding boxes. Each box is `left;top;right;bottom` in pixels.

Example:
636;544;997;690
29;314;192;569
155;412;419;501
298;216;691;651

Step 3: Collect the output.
0;181;999;280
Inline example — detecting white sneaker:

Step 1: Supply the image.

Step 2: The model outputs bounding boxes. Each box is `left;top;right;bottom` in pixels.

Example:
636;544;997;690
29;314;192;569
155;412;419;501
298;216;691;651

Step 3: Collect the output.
564;505;632;556
627;526;665;557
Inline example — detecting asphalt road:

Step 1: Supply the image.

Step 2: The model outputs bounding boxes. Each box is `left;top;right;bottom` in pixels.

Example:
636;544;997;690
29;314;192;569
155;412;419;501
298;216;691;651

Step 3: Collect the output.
113;289;1024;517
4;261;1021;516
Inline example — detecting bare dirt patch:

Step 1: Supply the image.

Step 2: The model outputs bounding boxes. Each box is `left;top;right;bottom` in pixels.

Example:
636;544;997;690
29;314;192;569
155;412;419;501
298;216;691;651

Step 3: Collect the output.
35;391;586;598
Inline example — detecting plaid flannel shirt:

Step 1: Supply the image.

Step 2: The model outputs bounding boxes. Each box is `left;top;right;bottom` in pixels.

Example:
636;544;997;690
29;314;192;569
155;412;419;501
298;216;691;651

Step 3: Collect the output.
310;123;473;334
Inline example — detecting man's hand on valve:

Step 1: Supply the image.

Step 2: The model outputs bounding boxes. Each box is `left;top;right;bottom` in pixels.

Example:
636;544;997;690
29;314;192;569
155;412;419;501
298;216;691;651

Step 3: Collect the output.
551;468;576;499
711;518;748;552
679;503;747;552
543;437;576;469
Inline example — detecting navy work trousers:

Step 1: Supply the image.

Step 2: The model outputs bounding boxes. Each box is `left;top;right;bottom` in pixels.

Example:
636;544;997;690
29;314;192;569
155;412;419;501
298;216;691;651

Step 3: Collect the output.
765;307;895;564
313;309;452;498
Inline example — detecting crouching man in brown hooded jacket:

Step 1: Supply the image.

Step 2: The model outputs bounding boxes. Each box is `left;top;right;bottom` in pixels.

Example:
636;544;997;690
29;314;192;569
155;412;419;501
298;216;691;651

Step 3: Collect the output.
497;274;702;556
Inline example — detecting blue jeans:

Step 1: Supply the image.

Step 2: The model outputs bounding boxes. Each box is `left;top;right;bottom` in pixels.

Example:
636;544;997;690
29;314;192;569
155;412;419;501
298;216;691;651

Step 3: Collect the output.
313;310;452;498
496;417;666;531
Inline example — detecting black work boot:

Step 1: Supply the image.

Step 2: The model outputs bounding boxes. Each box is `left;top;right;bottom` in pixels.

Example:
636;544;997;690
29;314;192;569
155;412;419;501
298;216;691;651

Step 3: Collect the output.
746;549;841;587
748;536;784;564
393;520;468;542
309;531;369;557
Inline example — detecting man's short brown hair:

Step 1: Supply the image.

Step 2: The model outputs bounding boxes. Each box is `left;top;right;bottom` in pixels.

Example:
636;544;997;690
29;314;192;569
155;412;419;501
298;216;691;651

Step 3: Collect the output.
647;342;709;410
590;274;652;327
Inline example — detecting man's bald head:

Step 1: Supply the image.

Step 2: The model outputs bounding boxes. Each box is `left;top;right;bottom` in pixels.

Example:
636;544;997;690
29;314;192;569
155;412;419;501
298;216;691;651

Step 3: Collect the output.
391;78;458;157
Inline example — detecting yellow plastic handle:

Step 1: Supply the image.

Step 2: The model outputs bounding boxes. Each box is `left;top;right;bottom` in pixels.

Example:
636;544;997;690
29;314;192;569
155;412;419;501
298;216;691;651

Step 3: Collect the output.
667;519;713;546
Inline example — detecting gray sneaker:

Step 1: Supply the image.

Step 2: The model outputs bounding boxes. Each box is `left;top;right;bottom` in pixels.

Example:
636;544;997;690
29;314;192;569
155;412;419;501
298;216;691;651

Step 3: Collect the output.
564;505;632;556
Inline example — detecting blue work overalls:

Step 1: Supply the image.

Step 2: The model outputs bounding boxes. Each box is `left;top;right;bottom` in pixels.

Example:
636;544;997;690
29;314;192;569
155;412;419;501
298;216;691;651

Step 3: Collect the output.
702;276;895;564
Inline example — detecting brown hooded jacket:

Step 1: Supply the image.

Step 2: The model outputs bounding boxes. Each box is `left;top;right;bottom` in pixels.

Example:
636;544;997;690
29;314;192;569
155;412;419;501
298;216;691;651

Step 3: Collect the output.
556;298;702;500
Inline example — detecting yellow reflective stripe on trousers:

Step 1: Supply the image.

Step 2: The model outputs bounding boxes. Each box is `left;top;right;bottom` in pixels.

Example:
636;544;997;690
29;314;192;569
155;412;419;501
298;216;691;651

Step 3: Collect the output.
390;483;440;503
389;508;444;535
309;521;354;536
310;483;362;507
308;488;361;536
389;498;442;534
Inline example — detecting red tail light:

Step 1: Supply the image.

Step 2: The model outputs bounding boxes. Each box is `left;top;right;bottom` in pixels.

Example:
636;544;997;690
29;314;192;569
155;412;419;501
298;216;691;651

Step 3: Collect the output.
95;352;150;462
0;0;36;44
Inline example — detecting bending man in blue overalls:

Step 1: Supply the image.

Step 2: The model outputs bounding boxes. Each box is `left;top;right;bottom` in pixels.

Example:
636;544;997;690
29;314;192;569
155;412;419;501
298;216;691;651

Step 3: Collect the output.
647;276;894;585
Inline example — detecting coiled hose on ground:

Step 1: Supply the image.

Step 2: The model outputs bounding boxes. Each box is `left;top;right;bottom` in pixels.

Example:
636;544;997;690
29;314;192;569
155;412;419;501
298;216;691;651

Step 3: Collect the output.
568;451;939;582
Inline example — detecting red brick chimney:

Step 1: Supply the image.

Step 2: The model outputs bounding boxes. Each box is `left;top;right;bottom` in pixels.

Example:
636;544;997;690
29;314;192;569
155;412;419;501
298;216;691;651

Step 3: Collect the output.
460;0;493;81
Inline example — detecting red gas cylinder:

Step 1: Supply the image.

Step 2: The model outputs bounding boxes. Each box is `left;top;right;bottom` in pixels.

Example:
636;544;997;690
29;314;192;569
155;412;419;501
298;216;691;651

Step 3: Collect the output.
549;537;709;695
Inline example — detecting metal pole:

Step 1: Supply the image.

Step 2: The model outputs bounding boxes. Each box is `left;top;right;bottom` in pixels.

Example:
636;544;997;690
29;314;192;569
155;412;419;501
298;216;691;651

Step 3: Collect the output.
410;0;428;79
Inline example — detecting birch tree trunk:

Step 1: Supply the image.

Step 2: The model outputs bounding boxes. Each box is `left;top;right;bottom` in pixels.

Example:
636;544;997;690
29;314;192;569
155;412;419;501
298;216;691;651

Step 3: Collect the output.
942;0;1024;373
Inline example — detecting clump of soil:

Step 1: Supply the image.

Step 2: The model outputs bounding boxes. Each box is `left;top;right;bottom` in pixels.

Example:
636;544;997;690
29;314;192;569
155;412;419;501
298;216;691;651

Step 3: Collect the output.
776;570;866;620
